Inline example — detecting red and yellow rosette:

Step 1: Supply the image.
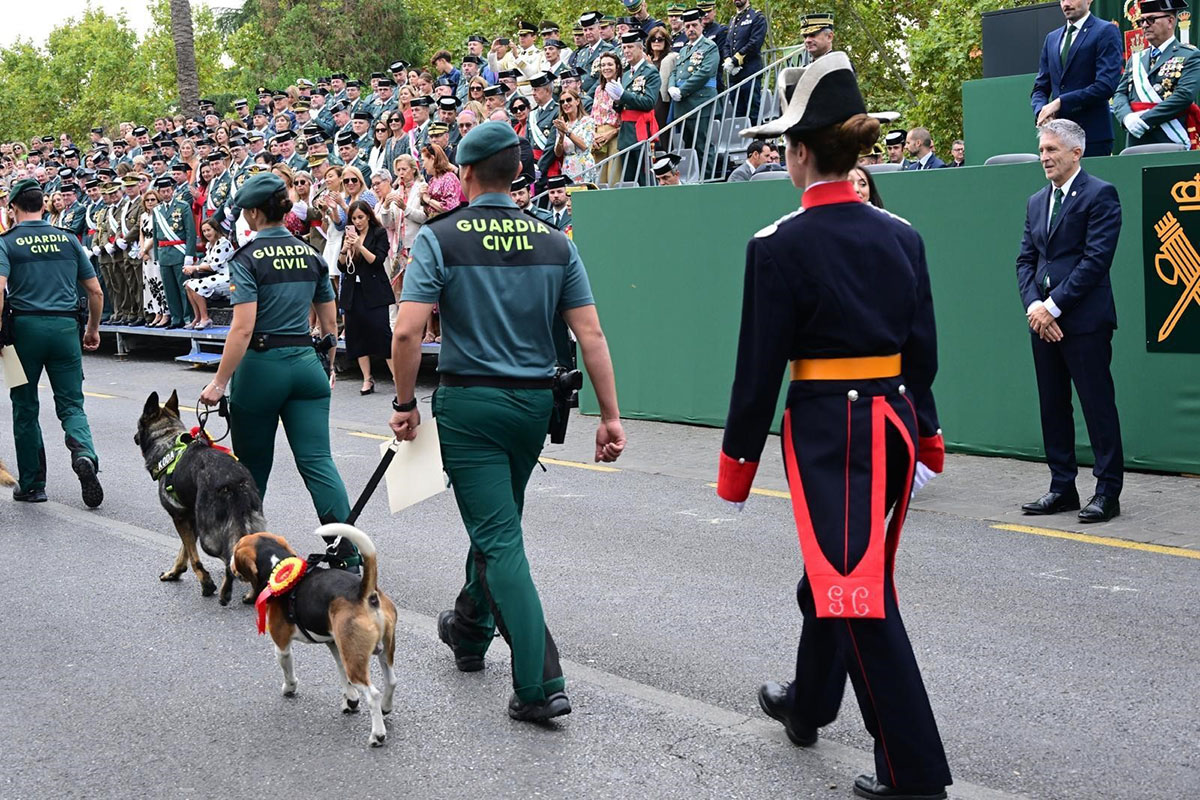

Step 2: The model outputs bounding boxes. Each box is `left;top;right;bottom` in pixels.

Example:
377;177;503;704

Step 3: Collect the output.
255;556;308;634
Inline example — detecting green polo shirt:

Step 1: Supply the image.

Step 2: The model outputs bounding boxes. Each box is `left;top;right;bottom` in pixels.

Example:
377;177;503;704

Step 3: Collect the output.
401;193;594;379
0;220;95;311
228;226;335;336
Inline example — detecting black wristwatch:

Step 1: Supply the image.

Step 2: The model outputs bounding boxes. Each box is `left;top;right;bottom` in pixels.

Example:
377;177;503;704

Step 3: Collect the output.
392;397;417;412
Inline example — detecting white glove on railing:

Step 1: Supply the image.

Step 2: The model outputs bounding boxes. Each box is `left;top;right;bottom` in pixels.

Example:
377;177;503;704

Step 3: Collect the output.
668;86;682;102
606;81;624;100
1123;112;1150;137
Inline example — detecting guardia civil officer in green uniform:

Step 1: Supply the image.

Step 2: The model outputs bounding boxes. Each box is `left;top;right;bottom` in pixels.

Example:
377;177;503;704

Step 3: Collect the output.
0;179;105;507
197;173;357;564
388;122;626;722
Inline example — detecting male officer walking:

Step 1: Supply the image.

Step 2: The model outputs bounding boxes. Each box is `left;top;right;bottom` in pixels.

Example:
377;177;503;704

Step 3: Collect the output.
388;122;625;722
0;179;104;506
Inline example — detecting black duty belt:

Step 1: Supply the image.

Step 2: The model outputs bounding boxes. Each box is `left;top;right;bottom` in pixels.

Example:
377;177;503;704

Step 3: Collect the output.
10;309;77;318
440;373;554;390
249;333;314;352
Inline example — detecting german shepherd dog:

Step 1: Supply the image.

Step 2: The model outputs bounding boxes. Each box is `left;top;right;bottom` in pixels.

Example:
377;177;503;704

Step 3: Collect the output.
135;390;266;605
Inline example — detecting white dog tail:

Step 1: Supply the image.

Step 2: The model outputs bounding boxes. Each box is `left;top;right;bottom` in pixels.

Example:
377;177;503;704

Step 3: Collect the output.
315;523;379;603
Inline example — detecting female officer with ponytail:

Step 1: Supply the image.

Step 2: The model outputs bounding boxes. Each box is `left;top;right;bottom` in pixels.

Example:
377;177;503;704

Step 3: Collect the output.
198;173;356;566
717;54;951;799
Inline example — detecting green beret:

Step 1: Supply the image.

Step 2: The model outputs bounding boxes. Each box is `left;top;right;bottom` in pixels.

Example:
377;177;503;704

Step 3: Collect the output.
455;122;520;166
9;179;41;204
237;173;287;210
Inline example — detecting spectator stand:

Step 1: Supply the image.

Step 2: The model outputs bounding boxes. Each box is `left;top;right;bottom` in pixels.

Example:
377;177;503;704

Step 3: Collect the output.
101;307;440;366
533;44;805;200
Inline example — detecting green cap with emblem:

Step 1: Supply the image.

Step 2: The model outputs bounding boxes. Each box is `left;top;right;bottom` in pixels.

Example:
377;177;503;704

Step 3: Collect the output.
9;178;41;204
236;173;287;210
455;121;520;166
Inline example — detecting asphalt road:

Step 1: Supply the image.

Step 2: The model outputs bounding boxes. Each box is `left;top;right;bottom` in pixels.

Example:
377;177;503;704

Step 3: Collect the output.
1;344;1197;799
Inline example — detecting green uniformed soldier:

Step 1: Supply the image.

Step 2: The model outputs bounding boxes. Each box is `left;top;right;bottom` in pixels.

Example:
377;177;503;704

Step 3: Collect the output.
389;122;626;721
93;183;124;322
117;175;146;325
150;175;197;328
59;179;87;241
1111;0;1200;149
611;31;663;183
197;173;356;563
669;8;720;169
0;179;105;506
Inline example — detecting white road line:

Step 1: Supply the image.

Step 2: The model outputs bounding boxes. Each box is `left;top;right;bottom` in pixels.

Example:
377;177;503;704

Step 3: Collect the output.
44;499;1026;800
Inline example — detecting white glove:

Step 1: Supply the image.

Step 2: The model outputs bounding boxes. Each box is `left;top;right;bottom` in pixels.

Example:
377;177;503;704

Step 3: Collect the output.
723;57;734;72
1123;112;1150;137
183;256;195;267
130;244;141;259
91;245;101;257
104;242;115;255
668;86;682;102
116;237;127;250
606;81;624;100
911;462;938;495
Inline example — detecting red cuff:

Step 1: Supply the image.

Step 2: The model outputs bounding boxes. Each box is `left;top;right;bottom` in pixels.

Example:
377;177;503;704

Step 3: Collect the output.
717;451;759;502
918;434;945;474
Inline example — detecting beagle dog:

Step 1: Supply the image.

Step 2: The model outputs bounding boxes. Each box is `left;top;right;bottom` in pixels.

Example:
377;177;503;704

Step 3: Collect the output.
232;523;399;747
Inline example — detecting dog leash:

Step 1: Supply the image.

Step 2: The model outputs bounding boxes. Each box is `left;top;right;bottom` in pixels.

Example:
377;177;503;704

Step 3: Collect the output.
195;395;230;445
345;438;401;525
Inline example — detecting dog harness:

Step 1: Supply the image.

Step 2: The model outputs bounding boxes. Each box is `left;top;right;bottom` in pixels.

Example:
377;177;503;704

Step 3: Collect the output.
149;429;235;502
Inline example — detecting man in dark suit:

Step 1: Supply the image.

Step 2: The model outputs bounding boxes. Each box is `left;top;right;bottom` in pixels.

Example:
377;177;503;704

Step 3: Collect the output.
902;127;946;170
1031;0;1124;158
1015;119;1123;523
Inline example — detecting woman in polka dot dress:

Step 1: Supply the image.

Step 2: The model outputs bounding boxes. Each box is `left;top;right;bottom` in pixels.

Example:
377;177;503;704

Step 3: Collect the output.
183;218;234;330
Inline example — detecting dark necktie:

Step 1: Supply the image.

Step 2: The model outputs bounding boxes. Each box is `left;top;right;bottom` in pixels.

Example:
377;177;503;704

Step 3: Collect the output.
1060;24;1076;68
1049;187;1064;232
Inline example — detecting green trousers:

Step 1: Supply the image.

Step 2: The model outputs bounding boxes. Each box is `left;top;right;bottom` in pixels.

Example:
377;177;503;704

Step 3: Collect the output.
228;346;350;523
434;385;564;703
158;259;191;326
8;316;97;493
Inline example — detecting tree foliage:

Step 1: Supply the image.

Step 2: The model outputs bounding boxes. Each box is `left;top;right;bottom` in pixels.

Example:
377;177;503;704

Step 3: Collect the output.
0;0;1040;156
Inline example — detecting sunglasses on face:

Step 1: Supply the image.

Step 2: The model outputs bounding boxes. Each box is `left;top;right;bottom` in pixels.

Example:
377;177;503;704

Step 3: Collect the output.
470;86;483;91
514;106;528;112
344;177;360;184
1139;14;1170;24
458;123;473;130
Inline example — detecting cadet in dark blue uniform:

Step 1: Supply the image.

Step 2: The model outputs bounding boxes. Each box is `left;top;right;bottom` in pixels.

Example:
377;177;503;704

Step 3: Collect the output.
0;179;105;507
388;122;626;722
717;55;951;800
198;174;355;561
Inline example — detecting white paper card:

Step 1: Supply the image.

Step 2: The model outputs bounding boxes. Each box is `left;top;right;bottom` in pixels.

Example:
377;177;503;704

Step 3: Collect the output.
1;347;27;388
380;419;447;513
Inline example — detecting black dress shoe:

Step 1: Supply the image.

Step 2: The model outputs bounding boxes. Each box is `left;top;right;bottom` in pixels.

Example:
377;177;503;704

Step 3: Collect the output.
437;610;484;672
165;323;183;330
1021;489;1080;515
1078;494;1120;523
853;774;947;800
73;455;104;509
13;487;48;503
757;681;818;746
126;318;145;327
508;691;571;722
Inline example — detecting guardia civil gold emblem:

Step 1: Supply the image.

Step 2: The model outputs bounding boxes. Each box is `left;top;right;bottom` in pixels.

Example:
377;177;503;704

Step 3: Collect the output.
1144;167;1200;351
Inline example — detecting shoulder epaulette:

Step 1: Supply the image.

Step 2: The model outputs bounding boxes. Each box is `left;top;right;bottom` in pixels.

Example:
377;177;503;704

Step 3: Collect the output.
754;208;804;238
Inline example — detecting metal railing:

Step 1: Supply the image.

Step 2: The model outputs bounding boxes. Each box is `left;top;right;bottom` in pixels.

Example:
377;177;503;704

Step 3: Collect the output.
588;43;804;188
532;43;804;199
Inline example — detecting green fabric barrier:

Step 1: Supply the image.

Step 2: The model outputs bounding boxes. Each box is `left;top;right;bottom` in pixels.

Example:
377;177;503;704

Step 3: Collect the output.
573;150;1200;474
